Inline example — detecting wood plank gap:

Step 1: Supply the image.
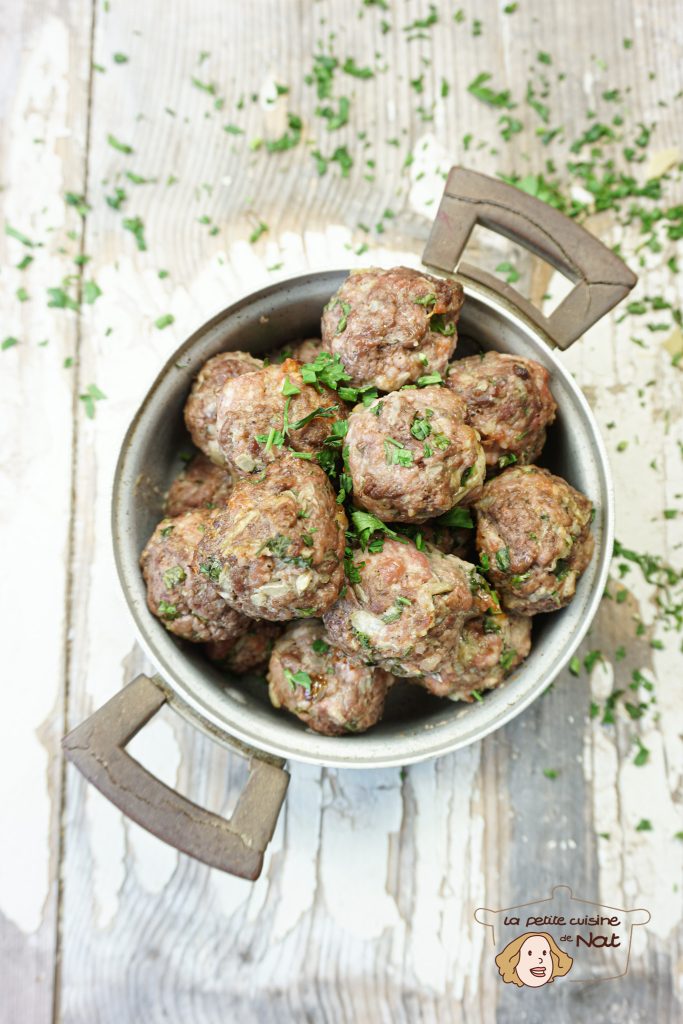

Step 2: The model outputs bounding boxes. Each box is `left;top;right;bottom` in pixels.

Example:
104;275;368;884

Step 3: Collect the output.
50;3;99;1021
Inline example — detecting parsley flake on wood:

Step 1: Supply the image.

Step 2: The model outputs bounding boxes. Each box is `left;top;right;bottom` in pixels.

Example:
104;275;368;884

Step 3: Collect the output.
79;383;107;419
266;113;302;151
107;133;134;154
122;216;147;250
467;72;516;109
5;223;36;247
249;221;269;243
83;281;102;304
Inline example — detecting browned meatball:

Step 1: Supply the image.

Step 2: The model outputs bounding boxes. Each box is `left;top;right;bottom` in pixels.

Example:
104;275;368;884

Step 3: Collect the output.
184;351;263;465
205;621;282;674
346;387;485;523
416;611;532;700
446;352;556;469
165;453;234;517
140;510;249;643
475;466;595;615
216;358;346;475
194;457;347;621
267;620;393;735
321;267;464;392
323;538;498;677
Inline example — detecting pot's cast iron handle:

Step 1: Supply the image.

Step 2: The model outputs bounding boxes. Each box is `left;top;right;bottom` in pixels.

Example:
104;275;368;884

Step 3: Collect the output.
423;166;637;349
62;674;289;880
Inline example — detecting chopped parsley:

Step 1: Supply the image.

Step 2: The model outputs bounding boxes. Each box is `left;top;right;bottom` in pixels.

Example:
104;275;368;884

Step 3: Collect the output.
158;600;178;620
495;547;511;571
384;437;414;467
163;565;186;589
428;316;455;337
199;558;222;583
122;216;147;251
351;510;398;549
281;375;301;397
284;668;312;692
467;72;516;109
435;507;474;528
410;410;432;440
107;133;134;154
79;383;106;419
301;351;351;391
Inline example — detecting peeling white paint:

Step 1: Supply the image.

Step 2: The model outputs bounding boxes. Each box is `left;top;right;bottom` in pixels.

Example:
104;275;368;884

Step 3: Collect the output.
0;13;73;936
85;785;127;929
271;762;323;940
320;768;403;938
127;715;182;893
407;132;451;218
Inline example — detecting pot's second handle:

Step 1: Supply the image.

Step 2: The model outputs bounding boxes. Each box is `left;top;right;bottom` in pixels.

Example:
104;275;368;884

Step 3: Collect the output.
62;674;289;880
423;166;637;349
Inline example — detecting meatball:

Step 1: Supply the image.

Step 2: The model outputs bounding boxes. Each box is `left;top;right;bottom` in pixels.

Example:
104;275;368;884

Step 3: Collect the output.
205;621;282;674
475;466;595;615
321;266;464;392
346;387;485;522
271;337;328;364
323;538;498;677
416;611;532;700
446;352;556;469
194;456;347;621
140;509;249;643
267;620;393;735
165;453;233;517
216;358;346;475
184;351;263;466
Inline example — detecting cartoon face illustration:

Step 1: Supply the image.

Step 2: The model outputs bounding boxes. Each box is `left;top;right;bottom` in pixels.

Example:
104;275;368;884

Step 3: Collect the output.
495;931;573;988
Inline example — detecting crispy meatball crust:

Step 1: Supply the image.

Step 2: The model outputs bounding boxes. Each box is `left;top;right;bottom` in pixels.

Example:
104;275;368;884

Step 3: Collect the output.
268;621;393;735
475;466;595;615
184;351;263;466
446;351;557;469
323;539;498;677
216;358;346;475
417;611;532;700
204;621;283;674
194;457;347;621
165;453;234;517
321;267;464;392
140;509;250;643
346;387;486;523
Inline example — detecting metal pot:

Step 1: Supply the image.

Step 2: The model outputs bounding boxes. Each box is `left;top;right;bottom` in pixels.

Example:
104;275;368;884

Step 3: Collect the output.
63;168;636;880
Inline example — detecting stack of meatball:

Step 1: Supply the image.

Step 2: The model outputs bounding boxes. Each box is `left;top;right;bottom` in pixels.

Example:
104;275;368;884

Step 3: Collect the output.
141;267;595;737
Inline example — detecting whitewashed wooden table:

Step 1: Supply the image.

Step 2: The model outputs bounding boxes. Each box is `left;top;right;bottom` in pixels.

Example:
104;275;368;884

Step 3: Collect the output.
2;1;682;1021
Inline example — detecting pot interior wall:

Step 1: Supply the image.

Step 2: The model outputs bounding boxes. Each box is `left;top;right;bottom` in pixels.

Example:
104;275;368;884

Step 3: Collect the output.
113;270;611;768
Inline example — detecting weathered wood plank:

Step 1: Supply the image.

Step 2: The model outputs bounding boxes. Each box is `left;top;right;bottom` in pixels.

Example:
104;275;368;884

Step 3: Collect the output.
0;2;93;1022
2;0;677;1021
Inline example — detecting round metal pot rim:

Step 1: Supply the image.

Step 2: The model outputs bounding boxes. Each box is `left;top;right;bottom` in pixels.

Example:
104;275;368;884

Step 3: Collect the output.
112;266;614;770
